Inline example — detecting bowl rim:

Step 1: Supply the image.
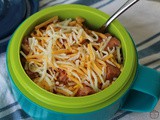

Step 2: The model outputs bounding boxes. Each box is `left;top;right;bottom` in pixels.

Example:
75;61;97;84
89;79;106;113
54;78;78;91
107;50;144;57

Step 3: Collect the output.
7;4;137;113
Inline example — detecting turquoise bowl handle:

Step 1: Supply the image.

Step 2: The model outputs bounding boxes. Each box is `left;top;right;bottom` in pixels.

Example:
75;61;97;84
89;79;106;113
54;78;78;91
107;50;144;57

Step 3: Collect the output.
121;64;160;112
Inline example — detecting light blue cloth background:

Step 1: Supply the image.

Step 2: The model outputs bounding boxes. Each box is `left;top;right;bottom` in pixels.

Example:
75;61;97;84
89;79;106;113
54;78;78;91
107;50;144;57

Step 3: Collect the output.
0;0;160;120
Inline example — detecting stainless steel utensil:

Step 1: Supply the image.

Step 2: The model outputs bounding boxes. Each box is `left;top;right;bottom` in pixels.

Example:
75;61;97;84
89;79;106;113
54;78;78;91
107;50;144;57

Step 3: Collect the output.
99;0;139;33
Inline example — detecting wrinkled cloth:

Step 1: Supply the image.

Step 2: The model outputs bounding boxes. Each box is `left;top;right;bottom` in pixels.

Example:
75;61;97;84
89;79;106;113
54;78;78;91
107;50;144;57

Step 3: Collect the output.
0;0;160;120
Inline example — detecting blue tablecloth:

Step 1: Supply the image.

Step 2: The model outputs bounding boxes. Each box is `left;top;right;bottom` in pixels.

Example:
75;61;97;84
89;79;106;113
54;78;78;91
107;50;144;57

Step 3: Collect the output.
0;0;160;120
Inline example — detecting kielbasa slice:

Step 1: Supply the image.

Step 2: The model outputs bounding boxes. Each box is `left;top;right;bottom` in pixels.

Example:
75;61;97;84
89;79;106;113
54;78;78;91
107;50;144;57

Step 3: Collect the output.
57;69;69;85
21;37;30;55
106;63;121;80
105;37;120;49
25;70;40;79
76;85;95;96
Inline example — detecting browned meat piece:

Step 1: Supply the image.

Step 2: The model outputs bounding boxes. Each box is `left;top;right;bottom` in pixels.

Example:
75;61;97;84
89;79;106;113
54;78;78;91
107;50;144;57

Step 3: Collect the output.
57;69;69;85
106;63;121;80
76;85;95;96
105;33;111;38
97;33;120;50
20;55;26;67
25;70;39;79
105;37;120;50
21;37;30;55
97;37;103;43
96;33;110;43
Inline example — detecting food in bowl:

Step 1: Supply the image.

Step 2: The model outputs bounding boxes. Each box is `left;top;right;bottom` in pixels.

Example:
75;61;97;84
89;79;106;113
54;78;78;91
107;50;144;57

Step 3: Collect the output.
20;16;123;97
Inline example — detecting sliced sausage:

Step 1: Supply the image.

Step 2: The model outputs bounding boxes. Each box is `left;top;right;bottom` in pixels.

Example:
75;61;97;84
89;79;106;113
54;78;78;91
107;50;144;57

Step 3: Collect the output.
97;37;103;43
25;70;39;79
57;69;69;85
76;85;95;96
97;33;120;50
105;37;120;49
106;63;121;80
20;55;26;67
105;33;111;38
21;37;30;55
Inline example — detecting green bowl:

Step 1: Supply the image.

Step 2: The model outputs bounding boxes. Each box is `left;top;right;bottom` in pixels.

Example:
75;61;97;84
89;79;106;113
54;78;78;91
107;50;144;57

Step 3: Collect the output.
7;4;139;120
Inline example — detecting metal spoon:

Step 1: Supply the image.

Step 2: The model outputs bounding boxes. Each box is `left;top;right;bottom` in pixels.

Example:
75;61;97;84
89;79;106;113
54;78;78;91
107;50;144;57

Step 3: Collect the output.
99;0;139;33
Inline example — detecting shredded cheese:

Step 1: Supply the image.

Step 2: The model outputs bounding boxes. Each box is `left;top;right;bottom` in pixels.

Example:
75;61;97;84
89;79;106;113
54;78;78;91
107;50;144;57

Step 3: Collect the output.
20;16;123;97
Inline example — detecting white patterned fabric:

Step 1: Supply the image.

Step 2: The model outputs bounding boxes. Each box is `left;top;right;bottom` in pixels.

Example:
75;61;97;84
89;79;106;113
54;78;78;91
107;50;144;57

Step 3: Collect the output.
0;0;160;120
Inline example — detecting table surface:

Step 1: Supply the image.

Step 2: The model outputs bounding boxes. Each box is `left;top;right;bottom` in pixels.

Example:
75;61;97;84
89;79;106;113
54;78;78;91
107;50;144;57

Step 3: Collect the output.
0;0;160;120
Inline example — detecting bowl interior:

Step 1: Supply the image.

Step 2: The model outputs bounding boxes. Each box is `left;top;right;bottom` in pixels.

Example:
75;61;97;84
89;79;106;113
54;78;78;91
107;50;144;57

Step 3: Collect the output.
7;4;137;113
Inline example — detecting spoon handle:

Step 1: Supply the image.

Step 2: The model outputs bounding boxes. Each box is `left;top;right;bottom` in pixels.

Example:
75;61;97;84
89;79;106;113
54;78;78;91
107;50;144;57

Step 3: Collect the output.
104;0;139;28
